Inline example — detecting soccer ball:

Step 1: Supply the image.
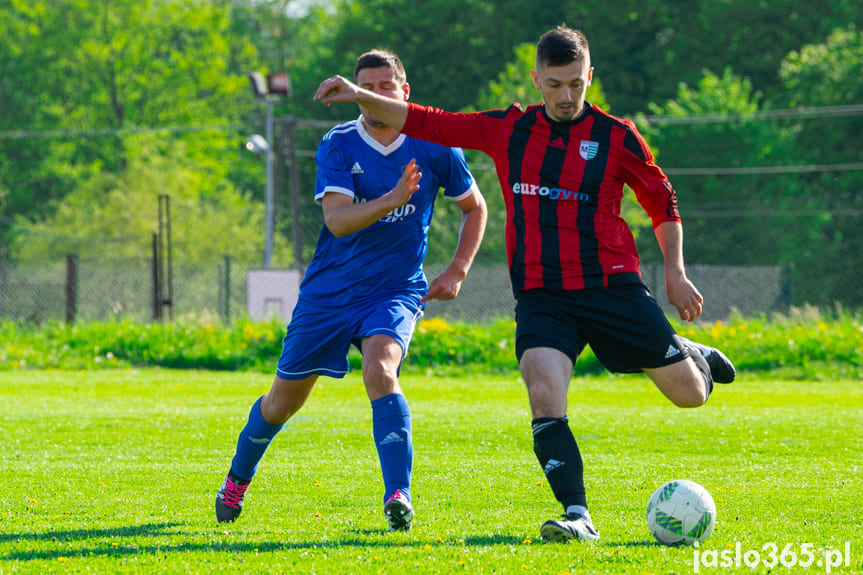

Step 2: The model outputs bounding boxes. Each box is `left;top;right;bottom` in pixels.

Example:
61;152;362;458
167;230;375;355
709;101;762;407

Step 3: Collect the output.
646;479;716;546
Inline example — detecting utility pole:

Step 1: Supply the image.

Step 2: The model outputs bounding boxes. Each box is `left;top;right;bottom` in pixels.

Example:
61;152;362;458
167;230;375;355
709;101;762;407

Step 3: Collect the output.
247;71;291;269
283;116;305;272
264;99;275;269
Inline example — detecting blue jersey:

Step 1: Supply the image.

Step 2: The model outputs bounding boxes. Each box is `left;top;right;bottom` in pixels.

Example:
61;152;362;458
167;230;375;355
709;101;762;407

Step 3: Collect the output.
300;117;476;304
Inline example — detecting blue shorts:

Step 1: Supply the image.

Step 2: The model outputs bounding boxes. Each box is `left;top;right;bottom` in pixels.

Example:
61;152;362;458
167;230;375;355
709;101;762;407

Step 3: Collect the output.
276;293;424;380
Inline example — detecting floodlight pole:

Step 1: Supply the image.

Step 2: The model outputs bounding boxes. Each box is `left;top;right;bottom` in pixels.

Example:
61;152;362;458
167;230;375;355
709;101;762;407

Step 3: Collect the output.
264;98;275;269
248;71;290;270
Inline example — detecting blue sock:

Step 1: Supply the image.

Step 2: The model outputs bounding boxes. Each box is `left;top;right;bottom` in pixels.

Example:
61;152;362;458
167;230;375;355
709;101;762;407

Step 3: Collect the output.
372;393;412;503
230;397;284;482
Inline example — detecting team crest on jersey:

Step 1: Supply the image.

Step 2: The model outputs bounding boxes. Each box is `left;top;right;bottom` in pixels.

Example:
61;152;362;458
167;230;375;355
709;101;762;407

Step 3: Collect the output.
579;140;599;160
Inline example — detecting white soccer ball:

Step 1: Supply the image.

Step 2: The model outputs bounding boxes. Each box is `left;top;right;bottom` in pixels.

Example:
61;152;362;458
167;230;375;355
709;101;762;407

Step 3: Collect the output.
646;479;716;546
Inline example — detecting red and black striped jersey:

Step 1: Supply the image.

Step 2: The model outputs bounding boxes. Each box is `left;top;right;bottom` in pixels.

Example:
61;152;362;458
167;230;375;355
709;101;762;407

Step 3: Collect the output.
402;101;681;292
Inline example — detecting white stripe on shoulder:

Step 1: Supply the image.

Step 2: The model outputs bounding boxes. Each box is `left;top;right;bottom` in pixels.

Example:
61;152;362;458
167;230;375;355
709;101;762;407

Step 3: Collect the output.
322;120;359;142
446;181;479;202
314;186;354;205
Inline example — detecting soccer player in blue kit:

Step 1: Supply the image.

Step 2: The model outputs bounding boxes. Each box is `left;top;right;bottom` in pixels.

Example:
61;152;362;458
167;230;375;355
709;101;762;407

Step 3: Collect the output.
215;50;487;531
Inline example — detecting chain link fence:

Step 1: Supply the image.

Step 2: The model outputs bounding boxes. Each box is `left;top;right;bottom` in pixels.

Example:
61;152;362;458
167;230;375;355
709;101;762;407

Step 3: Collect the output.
0;255;795;325
1;115;859;325
0;256;243;324
423;262;793;324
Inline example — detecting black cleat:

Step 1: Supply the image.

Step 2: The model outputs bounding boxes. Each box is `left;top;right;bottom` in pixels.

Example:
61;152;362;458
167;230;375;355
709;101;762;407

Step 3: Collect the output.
679;337;736;384
541;512;600;542
215;471;250;523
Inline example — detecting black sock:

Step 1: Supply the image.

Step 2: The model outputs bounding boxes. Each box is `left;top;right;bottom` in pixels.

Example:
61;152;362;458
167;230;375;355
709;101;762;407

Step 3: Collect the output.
532;417;587;510
686;346;714;397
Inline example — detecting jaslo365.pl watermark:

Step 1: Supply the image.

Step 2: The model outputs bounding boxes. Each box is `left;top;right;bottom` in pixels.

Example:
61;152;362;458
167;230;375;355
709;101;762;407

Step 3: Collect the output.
694;542;853;573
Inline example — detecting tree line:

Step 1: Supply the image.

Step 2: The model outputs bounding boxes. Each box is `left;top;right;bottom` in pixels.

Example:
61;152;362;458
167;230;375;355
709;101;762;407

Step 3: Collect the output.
0;0;860;307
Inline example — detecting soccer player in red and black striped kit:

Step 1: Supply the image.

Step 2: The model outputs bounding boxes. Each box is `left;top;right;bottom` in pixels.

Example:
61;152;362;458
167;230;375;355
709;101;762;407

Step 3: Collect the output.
316;26;735;543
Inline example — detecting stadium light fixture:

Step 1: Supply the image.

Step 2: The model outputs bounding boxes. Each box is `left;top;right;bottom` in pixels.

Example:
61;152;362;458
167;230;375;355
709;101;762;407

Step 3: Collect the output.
248;72;292;99
248;72;268;98
246;71;291;269
245;134;269;154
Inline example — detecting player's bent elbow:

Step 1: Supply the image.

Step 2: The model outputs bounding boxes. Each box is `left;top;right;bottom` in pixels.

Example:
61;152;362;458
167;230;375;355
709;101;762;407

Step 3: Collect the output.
323;217;351;238
327;226;349;238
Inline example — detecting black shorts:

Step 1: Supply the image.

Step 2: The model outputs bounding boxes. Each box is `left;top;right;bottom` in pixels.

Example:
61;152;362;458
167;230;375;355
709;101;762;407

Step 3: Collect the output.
514;284;690;373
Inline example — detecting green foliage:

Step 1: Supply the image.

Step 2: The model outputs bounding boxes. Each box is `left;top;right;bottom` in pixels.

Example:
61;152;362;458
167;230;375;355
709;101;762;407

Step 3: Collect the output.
0;0;268;265
2;310;860;379
637;68;812;267
780;26;863;108
283;0;861;116
674;307;863;380
0;318;285;372
399;317;517;375
2;369;861;573
9;136;294;266
2;0;862;306
774;26;863;306
290;0;567;113
558;0;862;114
634;27;863;308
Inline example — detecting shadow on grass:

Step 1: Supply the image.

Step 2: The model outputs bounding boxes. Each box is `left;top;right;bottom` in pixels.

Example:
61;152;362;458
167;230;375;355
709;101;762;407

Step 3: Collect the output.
461;536;663;548
0;523;548;562
606;539;661;548
0;522;184;543
1;523;662;562
1;539;429;562
462;535;529;545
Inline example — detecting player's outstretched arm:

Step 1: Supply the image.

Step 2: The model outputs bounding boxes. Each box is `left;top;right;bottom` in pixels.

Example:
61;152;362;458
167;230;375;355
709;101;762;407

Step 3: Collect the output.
314;75;408;131
323;159;422;237
654;221;703;322
421;187;488;303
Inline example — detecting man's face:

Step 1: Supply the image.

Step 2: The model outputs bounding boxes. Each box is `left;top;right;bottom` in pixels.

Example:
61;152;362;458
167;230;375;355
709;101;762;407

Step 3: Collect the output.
355;66;409;128
531;58;593;123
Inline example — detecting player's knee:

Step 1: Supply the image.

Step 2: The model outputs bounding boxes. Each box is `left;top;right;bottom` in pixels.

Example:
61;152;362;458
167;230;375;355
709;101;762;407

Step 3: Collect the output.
363;373;400;400
263;379;315;423
363;357;399;386
260;394;296;424
669;382;709;408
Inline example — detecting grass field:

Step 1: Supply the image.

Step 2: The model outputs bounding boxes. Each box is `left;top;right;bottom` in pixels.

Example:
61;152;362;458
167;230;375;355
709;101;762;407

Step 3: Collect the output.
1;369;861;574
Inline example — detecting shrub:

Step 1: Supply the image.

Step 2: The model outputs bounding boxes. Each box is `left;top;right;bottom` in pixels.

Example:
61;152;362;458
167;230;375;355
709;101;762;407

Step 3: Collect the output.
1;306;860;379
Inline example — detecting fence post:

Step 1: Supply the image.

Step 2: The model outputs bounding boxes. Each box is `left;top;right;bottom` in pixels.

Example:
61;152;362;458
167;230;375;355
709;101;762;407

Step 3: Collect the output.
0;259;6;318
780;262;795;310
221;254;231;323
158;194;173;321
285;116;305;272
152;233;161;321
65;254;78;324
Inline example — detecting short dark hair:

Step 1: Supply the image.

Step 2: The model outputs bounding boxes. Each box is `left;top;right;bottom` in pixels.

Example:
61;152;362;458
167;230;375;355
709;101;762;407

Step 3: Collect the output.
536;26;589;67
353;50;407;83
